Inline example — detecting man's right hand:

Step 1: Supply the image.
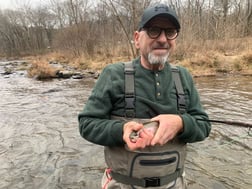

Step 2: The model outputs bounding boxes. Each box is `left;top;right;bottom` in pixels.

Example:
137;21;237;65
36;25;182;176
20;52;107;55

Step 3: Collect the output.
123;121;154;151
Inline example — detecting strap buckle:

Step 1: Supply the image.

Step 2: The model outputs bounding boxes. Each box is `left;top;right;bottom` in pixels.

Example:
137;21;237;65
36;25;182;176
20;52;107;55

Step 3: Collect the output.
144;177;160;187
125;94;135;109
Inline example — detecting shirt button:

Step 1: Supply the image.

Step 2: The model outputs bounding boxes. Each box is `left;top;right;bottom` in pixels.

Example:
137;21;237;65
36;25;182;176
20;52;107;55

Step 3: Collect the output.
156;73;159;77
157;92;161;96
157;82;160;86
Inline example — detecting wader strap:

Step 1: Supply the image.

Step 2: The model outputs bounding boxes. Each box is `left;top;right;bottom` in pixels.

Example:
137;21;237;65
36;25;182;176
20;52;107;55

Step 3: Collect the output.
124;62;135;118
171;66;186;114
111;168;183;187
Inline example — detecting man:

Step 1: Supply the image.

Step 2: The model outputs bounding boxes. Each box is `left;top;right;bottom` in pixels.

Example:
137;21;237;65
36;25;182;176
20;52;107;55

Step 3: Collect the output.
78;3;211;189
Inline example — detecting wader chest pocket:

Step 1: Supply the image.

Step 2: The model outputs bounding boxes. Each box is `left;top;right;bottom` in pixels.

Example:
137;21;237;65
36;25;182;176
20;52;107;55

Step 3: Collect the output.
139;157;176;166
129;151;180;188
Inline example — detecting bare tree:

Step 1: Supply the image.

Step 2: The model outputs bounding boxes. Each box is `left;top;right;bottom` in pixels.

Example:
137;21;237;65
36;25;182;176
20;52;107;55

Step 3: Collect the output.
0;0;251;58
245;0;252;35
100;0;154;58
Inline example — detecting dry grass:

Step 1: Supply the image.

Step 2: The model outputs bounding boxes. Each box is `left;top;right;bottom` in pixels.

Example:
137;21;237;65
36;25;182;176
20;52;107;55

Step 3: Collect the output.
24;37;252;78
242;51;252;65
178;49;252;76
27;60;59;80
176;37;252;58
173;37;252;76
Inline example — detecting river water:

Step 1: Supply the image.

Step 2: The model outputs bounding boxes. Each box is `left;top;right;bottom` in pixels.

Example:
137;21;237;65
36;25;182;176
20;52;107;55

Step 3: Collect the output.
0;61;251;189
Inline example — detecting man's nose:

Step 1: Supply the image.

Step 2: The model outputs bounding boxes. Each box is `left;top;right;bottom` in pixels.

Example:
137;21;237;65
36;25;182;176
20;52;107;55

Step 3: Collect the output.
157;30;168;42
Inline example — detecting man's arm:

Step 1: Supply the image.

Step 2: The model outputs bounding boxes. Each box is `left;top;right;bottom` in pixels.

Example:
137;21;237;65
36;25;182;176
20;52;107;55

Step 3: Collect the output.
177;67;211;143
78;65;126;146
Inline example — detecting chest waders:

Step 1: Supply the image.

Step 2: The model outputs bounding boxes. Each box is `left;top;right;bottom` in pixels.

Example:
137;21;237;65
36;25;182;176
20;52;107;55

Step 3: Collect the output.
104;62;187;189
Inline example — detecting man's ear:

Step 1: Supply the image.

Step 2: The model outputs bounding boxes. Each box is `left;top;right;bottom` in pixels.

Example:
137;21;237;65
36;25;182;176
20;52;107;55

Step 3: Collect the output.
134;31;140;49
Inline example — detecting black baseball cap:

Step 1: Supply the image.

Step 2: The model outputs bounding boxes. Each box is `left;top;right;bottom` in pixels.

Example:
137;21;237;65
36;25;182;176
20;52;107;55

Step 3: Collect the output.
138;4;180;31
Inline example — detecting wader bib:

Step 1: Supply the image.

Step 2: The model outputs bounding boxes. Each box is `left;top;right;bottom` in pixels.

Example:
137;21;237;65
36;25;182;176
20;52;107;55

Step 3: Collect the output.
102;62;187;189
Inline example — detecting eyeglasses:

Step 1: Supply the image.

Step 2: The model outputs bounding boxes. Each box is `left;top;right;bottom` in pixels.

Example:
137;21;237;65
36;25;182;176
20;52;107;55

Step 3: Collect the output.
141;27;179;40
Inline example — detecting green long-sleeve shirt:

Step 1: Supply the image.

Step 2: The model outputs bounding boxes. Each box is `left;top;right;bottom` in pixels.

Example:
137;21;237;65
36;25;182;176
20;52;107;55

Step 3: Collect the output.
78;57;211;146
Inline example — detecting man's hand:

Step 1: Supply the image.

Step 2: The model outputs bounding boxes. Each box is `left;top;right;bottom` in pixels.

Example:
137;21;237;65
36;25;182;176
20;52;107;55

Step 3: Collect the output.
123;121;154;151
150;114;183;146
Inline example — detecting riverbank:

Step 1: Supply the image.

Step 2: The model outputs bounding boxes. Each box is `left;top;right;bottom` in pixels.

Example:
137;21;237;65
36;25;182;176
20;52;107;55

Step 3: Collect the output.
179;50;252;77
1;49;252;79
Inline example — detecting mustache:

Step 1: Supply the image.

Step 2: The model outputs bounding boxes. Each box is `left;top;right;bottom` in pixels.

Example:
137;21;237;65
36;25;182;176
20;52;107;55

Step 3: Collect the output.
152;43;170;49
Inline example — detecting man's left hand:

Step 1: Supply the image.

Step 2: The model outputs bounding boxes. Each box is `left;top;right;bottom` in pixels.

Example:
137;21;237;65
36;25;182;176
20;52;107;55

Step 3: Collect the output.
150;114;183;146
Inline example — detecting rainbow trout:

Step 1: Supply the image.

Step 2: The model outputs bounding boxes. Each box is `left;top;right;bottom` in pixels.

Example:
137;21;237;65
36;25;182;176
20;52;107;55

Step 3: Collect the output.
129;121;159;142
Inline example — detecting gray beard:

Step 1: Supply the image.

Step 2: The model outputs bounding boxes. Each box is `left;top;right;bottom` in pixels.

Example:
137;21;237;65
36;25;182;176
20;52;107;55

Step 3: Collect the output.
148;53;169;65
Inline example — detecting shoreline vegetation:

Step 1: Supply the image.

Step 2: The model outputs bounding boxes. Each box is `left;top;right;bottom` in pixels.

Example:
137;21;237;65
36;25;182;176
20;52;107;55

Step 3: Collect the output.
20;44;252;79
2;34;250;80
1;46;251;80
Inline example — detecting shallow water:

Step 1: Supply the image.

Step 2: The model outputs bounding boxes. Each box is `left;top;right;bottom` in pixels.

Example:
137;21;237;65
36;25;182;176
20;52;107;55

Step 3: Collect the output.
186;76;252;189
0;62;251;189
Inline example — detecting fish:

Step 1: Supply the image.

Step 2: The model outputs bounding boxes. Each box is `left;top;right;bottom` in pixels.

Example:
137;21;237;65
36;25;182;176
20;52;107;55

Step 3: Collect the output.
129;121;159;142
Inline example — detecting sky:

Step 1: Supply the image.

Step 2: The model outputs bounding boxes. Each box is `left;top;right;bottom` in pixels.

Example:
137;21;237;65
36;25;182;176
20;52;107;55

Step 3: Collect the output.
0;0;51;10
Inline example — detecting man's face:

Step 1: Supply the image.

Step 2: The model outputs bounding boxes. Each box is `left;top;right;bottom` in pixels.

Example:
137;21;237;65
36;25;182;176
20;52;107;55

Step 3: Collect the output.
135;16;177;65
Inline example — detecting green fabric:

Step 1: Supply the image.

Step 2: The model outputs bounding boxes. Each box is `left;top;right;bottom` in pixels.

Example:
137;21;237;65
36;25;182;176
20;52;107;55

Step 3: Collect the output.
78;57;211;146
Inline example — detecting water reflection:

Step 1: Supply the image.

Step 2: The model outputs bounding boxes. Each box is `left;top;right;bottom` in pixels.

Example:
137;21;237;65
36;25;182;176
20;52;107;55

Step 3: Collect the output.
0;66;251;189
